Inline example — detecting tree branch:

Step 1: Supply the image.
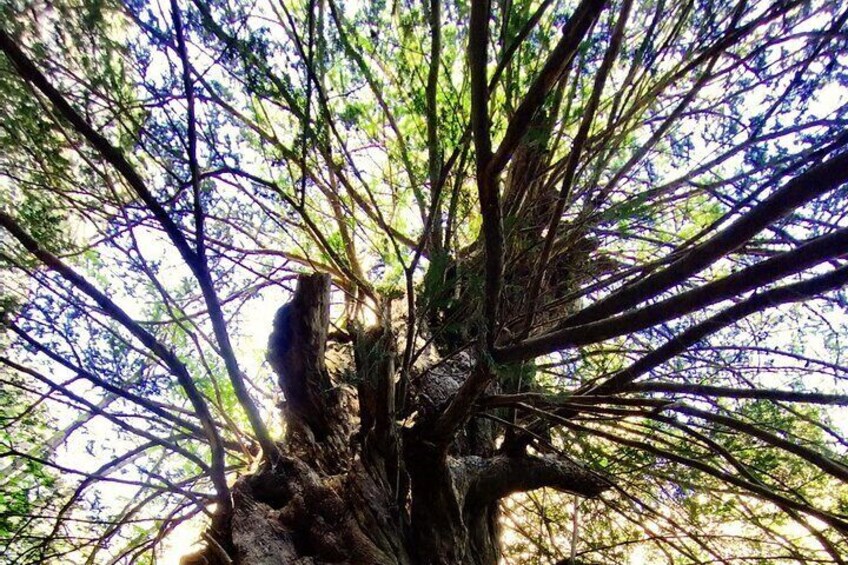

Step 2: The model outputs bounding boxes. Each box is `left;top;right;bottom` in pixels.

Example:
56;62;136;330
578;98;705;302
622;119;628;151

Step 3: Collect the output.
425;0;443;255
498;224;848;361
521;0;632;337
559;145;848;329
170;0;205;257
465;454;610;506
582;263;848;397
567;420;848;534
488;0;607;178
0;26;276;459
626;382;848;405
0;211;231;510
469;0;503;346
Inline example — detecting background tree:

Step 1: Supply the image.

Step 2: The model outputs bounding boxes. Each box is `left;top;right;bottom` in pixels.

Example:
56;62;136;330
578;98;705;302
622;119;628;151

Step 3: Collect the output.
1;0;848;563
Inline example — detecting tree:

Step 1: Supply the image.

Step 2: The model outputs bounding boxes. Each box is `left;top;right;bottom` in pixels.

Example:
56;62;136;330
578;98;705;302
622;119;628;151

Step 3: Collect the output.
1;0;848;562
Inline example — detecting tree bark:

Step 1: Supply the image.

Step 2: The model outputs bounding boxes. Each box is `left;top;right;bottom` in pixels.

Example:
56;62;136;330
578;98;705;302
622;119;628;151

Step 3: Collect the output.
183;273;609;565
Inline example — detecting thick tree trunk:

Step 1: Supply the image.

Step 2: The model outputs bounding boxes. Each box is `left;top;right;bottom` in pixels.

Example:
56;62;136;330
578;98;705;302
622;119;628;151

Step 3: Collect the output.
182;274;608;565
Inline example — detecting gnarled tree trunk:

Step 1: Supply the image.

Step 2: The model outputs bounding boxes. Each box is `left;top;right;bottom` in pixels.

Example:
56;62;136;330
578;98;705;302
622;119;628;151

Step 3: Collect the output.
183;273;608;565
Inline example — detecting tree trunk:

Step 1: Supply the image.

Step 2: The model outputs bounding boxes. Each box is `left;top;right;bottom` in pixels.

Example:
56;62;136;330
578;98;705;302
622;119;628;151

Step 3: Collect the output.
182;274;608;565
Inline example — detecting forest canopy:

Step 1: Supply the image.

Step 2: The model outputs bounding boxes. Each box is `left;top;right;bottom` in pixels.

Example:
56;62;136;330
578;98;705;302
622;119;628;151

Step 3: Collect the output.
1;0;848;563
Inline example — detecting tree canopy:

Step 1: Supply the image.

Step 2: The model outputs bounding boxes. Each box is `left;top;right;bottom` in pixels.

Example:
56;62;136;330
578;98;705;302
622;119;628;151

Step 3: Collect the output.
1;0;848;562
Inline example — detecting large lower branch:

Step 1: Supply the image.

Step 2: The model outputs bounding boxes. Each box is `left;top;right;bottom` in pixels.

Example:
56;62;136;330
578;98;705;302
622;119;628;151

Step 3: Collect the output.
465;454;610;506
584;263;848;397
499;225;848;362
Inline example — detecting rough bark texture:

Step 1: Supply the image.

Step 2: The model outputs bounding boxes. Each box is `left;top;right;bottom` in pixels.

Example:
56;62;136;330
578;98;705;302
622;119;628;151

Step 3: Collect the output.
182;273;609;565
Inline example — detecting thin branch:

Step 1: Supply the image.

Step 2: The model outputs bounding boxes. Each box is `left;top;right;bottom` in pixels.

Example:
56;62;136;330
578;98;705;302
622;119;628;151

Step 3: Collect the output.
0;211;231;509
0;26;275;461
626;382;848;406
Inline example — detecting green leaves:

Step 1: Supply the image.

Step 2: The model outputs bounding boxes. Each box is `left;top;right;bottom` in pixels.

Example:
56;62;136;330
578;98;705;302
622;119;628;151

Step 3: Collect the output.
16;192;67;253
